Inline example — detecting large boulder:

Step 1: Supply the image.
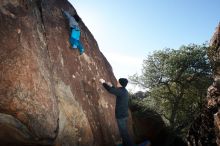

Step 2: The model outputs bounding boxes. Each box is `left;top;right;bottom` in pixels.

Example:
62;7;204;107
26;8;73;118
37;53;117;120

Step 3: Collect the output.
187;23;220;146
0;0;121;145
130;102;187;146
209;23;220;146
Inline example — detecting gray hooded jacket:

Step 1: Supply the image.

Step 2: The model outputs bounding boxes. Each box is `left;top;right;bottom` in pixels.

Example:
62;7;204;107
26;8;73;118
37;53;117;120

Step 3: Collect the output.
63;10;79;29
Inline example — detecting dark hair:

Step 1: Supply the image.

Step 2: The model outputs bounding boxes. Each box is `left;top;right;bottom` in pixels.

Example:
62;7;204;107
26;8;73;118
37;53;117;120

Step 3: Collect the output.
119;78;128;87
73;14;80;22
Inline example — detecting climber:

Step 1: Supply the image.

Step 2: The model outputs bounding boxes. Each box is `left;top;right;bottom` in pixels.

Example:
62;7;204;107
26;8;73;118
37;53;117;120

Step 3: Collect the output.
62;9;84;55
99;78;135;146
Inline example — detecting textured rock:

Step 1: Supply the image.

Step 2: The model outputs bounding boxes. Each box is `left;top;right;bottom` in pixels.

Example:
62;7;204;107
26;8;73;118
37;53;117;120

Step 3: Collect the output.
214;112;220;145
187;23;220;146
0;0;121;145
210;23;220;146
209;23;220;77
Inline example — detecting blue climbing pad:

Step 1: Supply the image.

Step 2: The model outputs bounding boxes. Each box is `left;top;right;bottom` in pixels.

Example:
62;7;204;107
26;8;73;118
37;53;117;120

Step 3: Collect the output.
117;143;138;146
117;140;150;146
139;140;150;146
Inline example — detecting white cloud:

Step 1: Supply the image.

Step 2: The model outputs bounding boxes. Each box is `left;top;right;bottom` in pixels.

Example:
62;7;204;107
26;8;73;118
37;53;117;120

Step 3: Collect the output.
104;52;143;67
103;52;146;92
103;51;143;78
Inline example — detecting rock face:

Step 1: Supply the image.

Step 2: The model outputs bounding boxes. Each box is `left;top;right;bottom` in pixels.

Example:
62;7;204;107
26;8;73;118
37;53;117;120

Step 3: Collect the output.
209;23;220;77
0;0;121;145
187;23;220;146
209;23;220;146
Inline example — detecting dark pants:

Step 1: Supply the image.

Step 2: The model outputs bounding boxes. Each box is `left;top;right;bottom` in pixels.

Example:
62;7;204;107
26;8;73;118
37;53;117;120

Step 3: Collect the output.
116;117;134;146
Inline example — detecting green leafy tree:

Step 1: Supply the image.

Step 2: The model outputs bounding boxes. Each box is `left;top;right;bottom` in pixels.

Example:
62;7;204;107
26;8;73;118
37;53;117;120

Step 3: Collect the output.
130;44;212;135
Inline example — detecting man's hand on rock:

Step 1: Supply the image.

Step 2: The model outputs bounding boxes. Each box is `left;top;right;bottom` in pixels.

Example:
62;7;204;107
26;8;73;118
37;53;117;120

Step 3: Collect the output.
99;78;105;84
107;82;113;87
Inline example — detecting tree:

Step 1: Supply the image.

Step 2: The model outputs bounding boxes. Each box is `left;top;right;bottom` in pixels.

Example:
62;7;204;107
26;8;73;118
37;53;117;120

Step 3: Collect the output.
130;44;212;135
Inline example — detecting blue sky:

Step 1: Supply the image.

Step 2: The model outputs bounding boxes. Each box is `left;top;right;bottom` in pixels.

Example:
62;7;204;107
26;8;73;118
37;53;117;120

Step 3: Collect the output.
69;0;220;91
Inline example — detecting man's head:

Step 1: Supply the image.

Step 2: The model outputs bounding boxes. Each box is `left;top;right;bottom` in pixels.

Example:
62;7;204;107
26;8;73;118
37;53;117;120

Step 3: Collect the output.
118;78;128;87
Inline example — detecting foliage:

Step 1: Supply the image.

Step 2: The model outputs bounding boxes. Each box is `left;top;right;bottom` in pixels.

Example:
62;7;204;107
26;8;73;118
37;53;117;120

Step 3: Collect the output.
129;44;212;135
